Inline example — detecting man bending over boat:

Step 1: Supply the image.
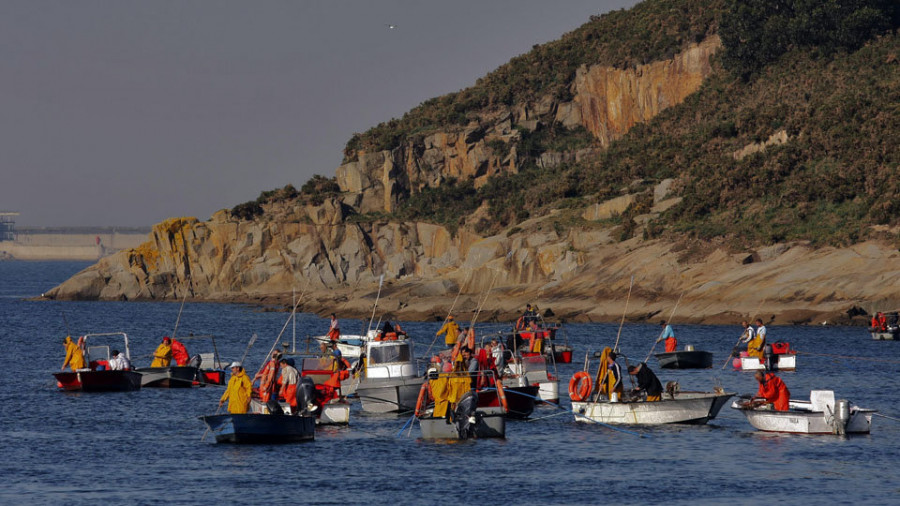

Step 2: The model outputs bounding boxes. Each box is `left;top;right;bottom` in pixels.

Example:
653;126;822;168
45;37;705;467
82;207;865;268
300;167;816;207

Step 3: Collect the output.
752;370;790;411
108;349;132;371
627;363;663;401
61;335;86;371
220;362;252;414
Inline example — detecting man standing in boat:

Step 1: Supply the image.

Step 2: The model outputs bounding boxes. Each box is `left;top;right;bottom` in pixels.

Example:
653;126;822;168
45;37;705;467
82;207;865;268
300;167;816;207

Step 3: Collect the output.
220;362;252;414
752;370;790;411
170;338;190;366
596;349;623;401
150;336;173;367
656;321;677;352
279;358;300;415
61;335;86;371
327;313;340;342
748;318;767;360
627;363;663;401
436;315;460;348
254;350;282;403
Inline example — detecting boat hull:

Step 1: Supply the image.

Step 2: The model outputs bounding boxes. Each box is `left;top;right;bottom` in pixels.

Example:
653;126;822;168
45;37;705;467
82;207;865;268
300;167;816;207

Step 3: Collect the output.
655;351;713;369
419;410;506;439
356;376;425;413
135;366;199;388
870;331;898;341
572;391;734;425
199;413;316;444
737;406;874;434
54;370;143;392
735;354;796;371
482;385;539;419
250;399;350;425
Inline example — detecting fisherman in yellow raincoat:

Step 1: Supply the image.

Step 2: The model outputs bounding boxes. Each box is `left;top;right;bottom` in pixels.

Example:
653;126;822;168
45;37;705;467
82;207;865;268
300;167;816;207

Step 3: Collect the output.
219;362;253;414
150;336;173;367
435;315;460;348
594;347;623;401
746;319;766;360
61;335;86;371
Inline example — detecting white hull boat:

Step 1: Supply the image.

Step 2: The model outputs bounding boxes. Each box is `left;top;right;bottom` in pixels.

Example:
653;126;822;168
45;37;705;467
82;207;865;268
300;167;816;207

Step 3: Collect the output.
506;358;559;404
356;336;423;413
250;398;350;425
870;330;898;340
736;354;796;371
732;390;875;434
572;391;734;425
313;330;377;359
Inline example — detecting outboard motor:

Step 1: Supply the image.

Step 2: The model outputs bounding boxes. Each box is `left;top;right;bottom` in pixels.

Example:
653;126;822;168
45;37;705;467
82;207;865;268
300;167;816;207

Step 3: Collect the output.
763;344;775;371
187;354;202;368
454;390;479;439
296;376;317;415
832;399;851;435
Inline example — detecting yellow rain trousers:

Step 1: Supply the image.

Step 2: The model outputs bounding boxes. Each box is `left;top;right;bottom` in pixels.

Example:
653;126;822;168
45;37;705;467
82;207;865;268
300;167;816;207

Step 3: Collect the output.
220;370;253;414
430;376;471;418
62;336;86;370
747;335;765;360
594;347;623;400
150;342;172;367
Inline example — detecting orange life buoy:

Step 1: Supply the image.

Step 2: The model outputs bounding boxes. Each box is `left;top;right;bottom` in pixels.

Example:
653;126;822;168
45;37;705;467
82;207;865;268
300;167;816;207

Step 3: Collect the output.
414;382;429;417
495;381;510;413
569;371;592;402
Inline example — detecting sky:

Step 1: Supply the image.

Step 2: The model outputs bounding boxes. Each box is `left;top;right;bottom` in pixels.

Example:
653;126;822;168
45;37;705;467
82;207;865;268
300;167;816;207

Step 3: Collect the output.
0;0;639;228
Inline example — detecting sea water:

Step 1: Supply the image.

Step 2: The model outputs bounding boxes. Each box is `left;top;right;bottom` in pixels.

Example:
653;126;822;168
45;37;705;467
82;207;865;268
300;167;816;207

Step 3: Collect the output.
2;260;899;505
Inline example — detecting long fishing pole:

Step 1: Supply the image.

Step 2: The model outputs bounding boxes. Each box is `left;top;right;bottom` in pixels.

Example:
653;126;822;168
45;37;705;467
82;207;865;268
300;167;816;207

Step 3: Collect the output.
643;289;686;363
422;269;472;359
367;274;385;333
61;311;72;337
171;279;190;341
613;275;635;353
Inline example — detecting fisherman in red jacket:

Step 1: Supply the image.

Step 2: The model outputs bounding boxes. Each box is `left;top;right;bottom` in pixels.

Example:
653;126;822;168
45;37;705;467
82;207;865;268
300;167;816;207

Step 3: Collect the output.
171;338;190;366
754;370;790;411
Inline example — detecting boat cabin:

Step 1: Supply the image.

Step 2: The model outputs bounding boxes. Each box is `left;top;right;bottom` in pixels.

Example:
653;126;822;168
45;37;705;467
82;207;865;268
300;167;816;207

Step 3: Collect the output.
365;339;416;380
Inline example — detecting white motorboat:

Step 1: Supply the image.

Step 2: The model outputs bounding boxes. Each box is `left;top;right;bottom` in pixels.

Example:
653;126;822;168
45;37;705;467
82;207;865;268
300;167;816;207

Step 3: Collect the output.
732;342;797;371
355;336;424;413
572;389;734;425
313;330;379;359
732;390;876;434
504;354;559;404
870;327;899;340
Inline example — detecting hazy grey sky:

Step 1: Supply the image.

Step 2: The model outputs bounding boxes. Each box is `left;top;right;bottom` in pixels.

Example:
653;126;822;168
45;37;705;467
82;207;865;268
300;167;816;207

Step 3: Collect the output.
1;0;638;227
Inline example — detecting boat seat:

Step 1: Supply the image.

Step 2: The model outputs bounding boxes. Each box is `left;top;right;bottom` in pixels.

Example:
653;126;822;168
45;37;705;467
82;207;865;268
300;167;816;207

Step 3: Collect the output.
810;390;835;413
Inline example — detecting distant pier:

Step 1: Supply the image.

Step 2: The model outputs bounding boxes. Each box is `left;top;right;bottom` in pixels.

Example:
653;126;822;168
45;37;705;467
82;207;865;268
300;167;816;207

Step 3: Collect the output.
0;212;148;260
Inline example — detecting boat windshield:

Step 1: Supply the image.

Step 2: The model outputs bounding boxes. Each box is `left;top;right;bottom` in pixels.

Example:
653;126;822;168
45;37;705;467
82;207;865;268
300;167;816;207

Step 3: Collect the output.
368;343;411;365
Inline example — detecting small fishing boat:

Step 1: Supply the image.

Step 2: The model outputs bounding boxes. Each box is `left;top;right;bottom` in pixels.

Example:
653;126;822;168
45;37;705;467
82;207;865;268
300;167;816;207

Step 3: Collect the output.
355;335;424;413
199;413;316;444
313;330;378;360
480;384;538;419
540;325;573;363
135;365;199;388
731;390;876;434
655;346;713;369
504;354;559;404
53;332;143;392
572;388;734;425
732;342;797;371
415;372;506;439
178;334;226;386
870;327;899;340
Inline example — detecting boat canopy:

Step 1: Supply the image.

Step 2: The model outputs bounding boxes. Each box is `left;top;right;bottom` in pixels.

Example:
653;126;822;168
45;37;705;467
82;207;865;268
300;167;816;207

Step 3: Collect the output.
368;342;412;365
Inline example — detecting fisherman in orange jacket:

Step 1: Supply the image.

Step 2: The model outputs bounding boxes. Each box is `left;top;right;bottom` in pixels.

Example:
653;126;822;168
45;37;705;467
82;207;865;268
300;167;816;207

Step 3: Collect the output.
171;338;190;366
754;370;790;411
254;350;282;402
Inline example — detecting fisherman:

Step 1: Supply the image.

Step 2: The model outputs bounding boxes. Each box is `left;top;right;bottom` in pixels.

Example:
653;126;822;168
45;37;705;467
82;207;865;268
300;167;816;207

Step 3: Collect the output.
747;318;766;360
656;321;677;353
490;337;506;373
627;363;663;401
278;358;300;415
170;338;190;366
319;341;332;357
61;335;86;371
460;347;479;389
327;313;340;342
523;303;539;326
323;349;351;401
219;362;252;414
878;312;887;331
599;349;623;401
738;320;756;354
254;350;282;403
150;336;173;367
753;370;790;411
108;349;132;371
436;315;461;348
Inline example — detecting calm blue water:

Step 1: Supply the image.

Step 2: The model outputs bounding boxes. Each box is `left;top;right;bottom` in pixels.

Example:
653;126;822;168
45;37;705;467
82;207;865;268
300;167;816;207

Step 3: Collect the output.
2;260;899;505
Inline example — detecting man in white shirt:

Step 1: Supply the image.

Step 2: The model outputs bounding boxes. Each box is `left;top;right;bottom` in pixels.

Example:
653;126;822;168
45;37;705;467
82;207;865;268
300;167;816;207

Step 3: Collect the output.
108;349;132;370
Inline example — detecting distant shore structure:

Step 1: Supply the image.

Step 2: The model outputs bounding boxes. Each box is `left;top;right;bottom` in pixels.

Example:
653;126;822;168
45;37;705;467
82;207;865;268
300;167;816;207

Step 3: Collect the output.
0;212;149;261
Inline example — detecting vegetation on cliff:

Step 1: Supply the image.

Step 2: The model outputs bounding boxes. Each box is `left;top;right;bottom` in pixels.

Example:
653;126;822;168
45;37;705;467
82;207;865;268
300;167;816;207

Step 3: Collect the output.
243;0;900;247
